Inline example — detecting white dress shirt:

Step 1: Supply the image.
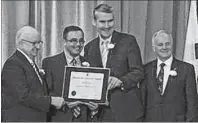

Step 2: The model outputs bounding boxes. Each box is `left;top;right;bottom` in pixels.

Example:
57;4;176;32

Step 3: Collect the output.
99;35;112;68
157;55;173;94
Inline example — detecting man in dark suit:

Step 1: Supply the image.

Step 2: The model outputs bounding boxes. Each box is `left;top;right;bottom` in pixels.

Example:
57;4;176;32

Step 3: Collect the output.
42;26;98;122
1;26;65;122
84;4;144;122
141;30;198;121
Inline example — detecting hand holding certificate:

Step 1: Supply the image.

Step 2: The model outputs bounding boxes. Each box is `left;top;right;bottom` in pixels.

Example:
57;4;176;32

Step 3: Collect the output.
62;66;110;104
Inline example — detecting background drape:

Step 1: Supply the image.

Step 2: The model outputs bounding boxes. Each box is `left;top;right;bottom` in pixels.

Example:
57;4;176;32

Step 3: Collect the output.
1;0;191;68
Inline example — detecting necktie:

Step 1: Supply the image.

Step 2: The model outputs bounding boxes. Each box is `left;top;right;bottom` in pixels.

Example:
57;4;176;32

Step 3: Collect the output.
71;59;77;66
31;62;43;84
101;41;109;68
157;63;165;95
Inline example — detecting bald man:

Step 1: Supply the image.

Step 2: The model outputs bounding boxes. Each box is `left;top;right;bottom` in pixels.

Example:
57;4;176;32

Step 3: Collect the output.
1;26;65;122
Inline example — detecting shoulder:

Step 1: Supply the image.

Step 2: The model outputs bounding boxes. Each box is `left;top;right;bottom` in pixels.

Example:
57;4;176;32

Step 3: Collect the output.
42;52;64;64
113;31;138;48
144;60;156;69
114;31;136;41
85;38;98;48
2;53;24;73
3;52;22;67
174;58;195;70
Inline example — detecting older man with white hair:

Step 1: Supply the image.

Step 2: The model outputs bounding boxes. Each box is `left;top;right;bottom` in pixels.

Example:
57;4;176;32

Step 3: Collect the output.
141;30;198;121
1;26;65;122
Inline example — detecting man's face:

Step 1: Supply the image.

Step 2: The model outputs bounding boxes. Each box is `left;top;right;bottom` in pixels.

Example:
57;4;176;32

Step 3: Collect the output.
153;34;173;61
64;31;84;57
94;11;114;39
22;32;42;59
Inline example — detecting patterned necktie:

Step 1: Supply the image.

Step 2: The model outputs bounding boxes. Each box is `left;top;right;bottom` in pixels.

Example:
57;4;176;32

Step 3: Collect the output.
157;63;165;95
31;62;43;84
101;41;109;68
71;58;77;66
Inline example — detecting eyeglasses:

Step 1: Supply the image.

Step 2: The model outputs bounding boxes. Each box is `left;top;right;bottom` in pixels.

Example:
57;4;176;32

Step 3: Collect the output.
66;38;85;45
21;39;43;46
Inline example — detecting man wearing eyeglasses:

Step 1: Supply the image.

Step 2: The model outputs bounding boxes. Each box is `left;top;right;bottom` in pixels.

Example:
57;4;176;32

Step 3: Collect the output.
42;26;98;122
1;26;65;122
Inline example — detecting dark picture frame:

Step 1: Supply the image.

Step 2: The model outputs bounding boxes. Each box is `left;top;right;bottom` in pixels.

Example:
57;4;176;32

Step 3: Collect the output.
62;66;110;104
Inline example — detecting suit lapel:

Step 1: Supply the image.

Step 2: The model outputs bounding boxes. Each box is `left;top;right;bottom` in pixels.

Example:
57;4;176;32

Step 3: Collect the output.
16;50;43;87
94;37;103;67
163;57;178;96
58;52;68;65
106;31;119;68
151;60;160;93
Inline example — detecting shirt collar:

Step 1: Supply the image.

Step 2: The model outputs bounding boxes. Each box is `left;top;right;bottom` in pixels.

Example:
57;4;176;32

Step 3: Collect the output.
64;49;80;64
99;34;112;45
157;55;173;67
17;48;34;64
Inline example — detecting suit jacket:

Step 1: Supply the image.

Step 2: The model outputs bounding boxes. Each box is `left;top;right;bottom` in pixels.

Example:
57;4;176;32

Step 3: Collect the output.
84;31;144;121
42;52;89;122
1;50;51;122
141;57;198;122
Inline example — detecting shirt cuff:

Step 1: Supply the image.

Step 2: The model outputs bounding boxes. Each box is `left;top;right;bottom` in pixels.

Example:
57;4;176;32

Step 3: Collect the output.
120;81;124;90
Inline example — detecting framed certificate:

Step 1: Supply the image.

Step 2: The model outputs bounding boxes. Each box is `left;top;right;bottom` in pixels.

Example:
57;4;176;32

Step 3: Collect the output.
62;66;110;104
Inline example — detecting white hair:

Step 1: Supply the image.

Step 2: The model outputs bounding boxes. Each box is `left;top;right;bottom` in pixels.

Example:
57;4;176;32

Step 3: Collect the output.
15;26;39;47
152;30;173;47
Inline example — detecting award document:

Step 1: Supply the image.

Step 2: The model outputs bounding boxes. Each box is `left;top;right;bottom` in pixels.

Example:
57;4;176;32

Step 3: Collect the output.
62;66;110;103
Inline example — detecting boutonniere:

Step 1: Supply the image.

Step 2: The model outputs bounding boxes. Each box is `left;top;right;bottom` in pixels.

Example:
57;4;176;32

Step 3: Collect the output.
39;69;45;76
107;43;116;50
169;68;177;76
82;62;90;67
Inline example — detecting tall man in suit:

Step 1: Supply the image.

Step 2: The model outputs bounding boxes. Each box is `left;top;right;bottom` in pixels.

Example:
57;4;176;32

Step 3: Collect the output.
84;4;144;122
141;30;198;121
42;26;98;122
1;26;65;122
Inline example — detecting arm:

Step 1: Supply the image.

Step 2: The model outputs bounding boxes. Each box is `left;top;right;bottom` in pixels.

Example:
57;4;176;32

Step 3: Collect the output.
140;66;147;120
42;59;56;96
185;64;197;121
119;36;144;91
2;61;51;112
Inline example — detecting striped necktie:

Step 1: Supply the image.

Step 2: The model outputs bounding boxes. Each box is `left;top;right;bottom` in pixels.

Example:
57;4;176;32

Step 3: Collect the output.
31;62;43;84
101;41;109;68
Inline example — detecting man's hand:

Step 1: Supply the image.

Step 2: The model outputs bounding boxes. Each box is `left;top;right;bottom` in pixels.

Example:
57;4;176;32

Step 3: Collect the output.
51;96;65;109
83;101;98;111
65;101;82;108
108;76;123;90
83;102;99;117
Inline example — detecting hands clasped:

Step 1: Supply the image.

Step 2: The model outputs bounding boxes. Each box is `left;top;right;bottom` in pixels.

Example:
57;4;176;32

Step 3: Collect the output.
66;101;99;118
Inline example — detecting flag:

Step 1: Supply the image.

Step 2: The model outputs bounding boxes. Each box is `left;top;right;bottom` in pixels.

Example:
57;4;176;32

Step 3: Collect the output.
183;1;198;81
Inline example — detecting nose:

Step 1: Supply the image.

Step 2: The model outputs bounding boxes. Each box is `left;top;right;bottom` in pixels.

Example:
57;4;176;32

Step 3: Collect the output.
35;43;42;49
75;40;81;46
162;44;166;49
105;22;109;28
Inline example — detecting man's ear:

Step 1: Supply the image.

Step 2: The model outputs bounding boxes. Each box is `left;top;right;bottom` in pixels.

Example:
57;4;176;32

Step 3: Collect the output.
152;46;155;52
92;19;96;26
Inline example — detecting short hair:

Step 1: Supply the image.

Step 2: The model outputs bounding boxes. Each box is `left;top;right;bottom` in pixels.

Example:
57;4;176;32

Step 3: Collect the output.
15;26;39;46
152;30;173;47
63;26;84;40
93;4;113;20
